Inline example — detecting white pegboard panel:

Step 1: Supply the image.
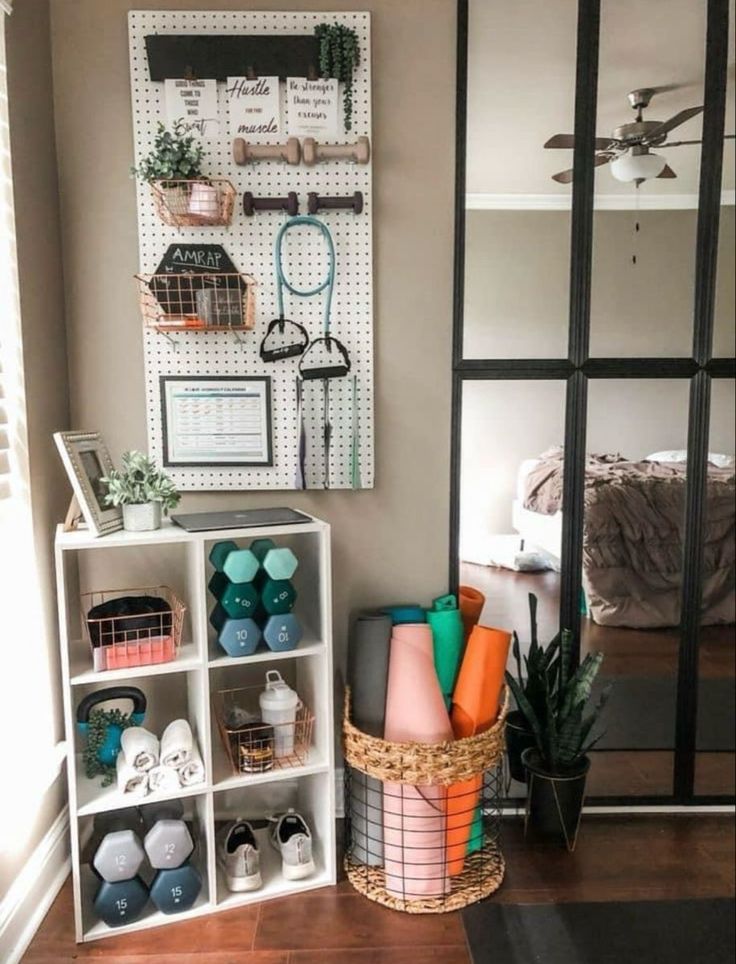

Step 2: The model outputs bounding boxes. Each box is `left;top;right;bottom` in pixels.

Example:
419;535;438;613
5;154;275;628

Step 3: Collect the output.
128;10;374;490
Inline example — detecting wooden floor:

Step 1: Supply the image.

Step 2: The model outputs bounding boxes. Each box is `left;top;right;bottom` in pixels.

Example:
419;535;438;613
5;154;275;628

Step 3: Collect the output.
23;816;735;962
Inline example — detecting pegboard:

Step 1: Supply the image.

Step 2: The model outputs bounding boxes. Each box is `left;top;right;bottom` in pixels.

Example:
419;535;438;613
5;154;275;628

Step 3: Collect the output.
128;10;374;490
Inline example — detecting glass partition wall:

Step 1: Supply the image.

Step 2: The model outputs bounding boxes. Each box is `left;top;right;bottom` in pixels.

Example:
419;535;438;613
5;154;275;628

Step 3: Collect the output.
451;0;734;804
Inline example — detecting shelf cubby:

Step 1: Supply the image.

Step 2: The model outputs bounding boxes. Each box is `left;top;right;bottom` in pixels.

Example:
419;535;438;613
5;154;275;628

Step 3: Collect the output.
56;516;335;942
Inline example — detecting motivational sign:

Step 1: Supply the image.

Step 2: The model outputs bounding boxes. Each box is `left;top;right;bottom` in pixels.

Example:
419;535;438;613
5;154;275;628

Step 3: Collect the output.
286;77;339;137
164;78;219;136
150;244;244;316
226;76;281;139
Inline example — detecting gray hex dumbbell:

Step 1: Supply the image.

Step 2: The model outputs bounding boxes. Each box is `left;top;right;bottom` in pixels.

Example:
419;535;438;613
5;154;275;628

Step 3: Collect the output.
144;818;194;869
92;809;145;882
93;876;149;927
150;862;202;914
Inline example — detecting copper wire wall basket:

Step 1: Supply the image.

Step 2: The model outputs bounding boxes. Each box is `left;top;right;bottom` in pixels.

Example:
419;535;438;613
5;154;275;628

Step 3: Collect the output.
150;178;237;228
342;686;508;914
213;684;315;776
136;272;257;334
82;586;186;672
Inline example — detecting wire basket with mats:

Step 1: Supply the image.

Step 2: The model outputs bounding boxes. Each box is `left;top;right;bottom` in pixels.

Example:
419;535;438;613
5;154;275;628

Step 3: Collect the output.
82;586;186;672
213;684;315;776
149;178;237;227
342;686;507;914
136;272;257;334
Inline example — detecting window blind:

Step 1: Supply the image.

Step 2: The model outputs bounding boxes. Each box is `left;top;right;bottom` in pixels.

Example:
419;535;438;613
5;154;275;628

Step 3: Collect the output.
0;357;8;499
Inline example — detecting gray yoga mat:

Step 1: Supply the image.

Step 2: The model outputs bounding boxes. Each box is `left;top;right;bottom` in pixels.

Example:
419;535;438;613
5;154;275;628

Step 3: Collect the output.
347;611;392;866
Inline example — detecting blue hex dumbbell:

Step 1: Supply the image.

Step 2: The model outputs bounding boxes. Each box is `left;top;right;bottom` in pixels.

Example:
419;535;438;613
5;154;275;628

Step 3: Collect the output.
93;875;149;927
260;612;302;652
210;605;262;657
150;862;202;914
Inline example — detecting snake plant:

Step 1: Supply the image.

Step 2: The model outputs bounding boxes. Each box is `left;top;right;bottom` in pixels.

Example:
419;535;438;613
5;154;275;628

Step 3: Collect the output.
505;602;610;773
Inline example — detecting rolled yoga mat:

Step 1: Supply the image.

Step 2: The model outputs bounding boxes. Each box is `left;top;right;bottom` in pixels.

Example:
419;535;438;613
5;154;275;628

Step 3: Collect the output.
383;623;454;899
458;586;485;641
426;593;465;709
347;611;393;866
446;623;511;876
382;604;426;625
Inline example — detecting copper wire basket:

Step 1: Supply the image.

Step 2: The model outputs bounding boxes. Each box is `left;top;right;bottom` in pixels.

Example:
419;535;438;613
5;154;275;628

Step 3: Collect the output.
213;684;314;776
136;272;257;333
150;178;237;228
82;586;186;672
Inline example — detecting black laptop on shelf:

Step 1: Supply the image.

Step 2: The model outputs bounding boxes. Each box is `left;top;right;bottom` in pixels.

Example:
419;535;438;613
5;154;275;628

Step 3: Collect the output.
170;507;313;532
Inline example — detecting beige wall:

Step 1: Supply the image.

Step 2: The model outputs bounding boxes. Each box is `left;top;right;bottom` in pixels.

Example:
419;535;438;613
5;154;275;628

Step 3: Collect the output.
49;0;457;665
3;0;69;896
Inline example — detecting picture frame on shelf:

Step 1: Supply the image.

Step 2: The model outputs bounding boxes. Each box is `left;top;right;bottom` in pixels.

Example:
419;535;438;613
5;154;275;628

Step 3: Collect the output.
53;431;123;537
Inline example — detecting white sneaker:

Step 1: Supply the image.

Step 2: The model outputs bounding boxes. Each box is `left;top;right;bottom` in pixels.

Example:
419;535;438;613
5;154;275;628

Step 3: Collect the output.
217;820;262;892
269;809;315;881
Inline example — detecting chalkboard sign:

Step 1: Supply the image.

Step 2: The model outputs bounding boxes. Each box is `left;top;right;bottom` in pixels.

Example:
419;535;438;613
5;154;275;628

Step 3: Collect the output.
145;35;320;82
149;244;245;317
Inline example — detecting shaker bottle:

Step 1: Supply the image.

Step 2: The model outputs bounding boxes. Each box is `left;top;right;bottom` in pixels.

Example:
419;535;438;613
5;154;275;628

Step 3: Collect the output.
259;670;301;759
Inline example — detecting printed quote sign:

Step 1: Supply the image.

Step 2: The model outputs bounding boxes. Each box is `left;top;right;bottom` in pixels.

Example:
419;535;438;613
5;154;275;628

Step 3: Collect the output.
164;78;219;136
286;77;339;137
226;76;281;139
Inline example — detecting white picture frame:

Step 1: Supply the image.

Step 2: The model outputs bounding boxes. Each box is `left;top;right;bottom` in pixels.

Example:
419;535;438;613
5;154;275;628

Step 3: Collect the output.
53;431;123;537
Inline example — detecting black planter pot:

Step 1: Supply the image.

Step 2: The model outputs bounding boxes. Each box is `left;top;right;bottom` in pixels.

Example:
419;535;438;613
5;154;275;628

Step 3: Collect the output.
521;748;590;851
505;711;535;784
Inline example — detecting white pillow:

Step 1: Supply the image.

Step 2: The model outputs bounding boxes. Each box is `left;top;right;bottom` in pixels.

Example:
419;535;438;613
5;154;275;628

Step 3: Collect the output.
645;450;734;468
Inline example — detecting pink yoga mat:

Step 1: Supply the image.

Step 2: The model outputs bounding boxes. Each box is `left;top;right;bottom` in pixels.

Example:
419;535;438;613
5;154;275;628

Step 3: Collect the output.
383;623;453;899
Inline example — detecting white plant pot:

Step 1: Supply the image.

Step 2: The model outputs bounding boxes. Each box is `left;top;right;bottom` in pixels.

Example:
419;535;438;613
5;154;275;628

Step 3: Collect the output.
123;502;162;532
187;181;219;218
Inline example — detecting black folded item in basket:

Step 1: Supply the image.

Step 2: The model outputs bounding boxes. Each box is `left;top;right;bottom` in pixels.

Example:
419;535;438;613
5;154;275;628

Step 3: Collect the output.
86;595;173;648
195;287;244;327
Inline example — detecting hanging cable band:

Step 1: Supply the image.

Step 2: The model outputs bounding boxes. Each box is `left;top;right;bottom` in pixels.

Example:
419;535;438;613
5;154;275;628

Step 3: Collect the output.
274;215;336;335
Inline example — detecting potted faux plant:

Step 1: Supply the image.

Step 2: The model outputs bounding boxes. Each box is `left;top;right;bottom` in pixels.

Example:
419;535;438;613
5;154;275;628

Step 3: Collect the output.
506;594;561;783
102;450;181;532
131;120;221;224
506;631;610;851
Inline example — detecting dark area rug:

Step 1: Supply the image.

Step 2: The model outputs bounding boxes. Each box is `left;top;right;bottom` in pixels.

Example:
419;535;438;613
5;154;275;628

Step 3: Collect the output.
463;897;736;964
591;677;735;750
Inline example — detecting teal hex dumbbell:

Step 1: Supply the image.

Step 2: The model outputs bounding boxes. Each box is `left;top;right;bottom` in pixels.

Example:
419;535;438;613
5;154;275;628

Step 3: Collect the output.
249;538;276;563
262;547;298;581
260;612;302;652
209;540;239;572
260;578;297;615
93;875;149;927
210;605;262;657
208;571;259;619
222;548;260;584
150;862;202;914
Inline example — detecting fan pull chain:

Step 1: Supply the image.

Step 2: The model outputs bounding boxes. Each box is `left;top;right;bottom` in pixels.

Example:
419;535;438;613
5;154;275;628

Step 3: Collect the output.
632;182;641;266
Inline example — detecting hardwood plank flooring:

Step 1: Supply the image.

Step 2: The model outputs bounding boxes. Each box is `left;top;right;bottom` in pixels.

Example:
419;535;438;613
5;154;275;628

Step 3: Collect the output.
23;816;734;963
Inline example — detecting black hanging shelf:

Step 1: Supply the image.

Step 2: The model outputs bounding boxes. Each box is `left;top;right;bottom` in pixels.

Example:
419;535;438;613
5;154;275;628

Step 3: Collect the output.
144;34;320;81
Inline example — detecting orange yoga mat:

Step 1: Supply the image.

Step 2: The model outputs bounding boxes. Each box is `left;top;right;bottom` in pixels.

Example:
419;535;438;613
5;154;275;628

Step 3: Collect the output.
446;623;511;875
458;586;485;641
383;623;454;899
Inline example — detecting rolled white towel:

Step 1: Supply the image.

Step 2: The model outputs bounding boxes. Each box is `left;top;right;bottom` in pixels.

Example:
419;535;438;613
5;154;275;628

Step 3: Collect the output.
160;719;193;769
177;747;205;788
121;726;159;772
147;764;180;793
116;753;148;797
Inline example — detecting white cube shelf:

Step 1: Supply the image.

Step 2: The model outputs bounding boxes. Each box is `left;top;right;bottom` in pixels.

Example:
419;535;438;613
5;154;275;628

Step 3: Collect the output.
55;516;335;943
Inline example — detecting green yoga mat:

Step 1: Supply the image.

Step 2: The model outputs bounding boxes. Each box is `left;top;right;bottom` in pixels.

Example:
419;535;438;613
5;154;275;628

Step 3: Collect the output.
426;593;465;709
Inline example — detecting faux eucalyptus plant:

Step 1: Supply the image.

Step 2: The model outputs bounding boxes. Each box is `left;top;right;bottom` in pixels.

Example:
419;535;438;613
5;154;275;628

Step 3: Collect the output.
506;619;610;774
131;120;204;184
102;450;181;513
315;23;360;131
82;708;134;787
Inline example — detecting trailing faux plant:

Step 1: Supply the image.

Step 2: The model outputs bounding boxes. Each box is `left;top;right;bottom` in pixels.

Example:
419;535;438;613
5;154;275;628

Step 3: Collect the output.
315;23;360;132
102;450;181;513
131;120;205;184
82;708;134;787
506;620;610;774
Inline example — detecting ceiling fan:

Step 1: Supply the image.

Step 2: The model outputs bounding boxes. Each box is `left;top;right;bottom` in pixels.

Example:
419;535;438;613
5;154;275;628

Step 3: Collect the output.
544;87;733;185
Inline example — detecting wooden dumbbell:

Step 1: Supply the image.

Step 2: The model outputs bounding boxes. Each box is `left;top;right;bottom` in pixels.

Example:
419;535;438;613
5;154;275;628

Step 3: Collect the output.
243;192;300;217
308;191;363;215
233;137;301;166
302;136;371;166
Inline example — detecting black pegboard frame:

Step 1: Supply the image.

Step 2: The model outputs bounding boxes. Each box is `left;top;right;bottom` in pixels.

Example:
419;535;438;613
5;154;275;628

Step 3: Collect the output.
128;10;374;490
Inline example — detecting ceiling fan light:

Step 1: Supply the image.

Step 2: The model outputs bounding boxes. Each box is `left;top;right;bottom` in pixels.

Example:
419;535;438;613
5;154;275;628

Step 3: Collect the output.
610;151;667;182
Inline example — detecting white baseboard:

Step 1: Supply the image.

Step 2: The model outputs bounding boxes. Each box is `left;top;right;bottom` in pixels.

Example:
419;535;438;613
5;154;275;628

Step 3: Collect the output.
0;806;71;964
